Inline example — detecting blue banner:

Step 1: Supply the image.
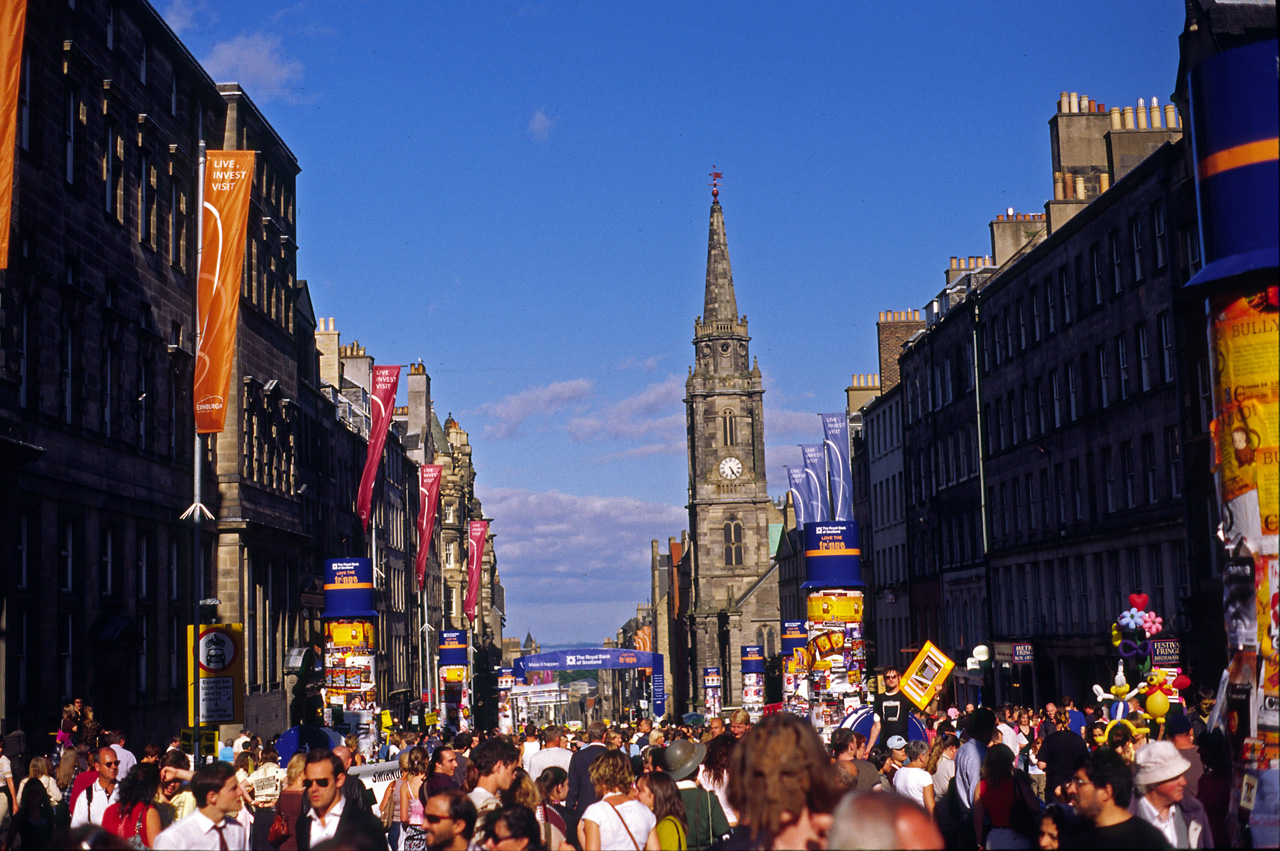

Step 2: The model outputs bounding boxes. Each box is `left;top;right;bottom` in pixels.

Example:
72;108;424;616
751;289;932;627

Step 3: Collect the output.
786;467;811;527
1187;38;1279;287
511;648;666;717
821;414;852;521
322;558;380;619
742;645;766;674
801;521;864;588
439;630;468;668
781;620;807;655
801;444;830;522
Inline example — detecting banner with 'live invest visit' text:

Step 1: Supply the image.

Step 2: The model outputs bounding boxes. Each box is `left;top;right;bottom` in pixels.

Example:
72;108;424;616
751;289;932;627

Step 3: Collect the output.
194;151;255;433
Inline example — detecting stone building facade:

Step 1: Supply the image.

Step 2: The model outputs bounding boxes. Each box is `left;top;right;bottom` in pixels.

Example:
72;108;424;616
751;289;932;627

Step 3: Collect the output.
684;196;781;710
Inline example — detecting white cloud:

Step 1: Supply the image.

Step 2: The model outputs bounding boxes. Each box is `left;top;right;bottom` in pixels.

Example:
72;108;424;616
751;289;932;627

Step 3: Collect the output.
202;34;304;103
565;376;685;445
474;379;594;439
477;486;685;644
528;110;557;142
616;355;664;373
162;0;209;35
765;408;824;440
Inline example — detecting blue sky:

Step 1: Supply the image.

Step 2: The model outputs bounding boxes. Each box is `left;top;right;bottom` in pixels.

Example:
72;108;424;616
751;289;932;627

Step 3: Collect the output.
164;0;1186;645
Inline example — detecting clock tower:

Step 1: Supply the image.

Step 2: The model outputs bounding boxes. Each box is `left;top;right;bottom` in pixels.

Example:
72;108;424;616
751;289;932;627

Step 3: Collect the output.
685;185;781;712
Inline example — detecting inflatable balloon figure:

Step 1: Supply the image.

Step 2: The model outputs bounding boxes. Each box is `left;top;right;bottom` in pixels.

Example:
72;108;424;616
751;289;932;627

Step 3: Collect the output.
1094;592;1190;727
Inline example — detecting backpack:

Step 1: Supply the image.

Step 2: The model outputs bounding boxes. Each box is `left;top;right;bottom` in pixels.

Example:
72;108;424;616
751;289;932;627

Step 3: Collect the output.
21;778;55;825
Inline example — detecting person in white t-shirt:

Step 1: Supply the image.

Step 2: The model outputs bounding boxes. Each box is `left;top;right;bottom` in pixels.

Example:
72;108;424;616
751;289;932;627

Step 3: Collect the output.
892;740;936;815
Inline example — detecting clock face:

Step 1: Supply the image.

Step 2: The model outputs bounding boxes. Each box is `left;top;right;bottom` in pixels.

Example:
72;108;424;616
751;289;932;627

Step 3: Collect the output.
719;456;744;480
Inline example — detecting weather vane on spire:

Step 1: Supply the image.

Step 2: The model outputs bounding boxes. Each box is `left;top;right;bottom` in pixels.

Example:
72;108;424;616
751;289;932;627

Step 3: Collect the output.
709;166;723;200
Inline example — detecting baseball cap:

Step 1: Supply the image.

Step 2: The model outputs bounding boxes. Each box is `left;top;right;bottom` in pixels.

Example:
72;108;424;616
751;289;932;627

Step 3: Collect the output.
887;735;907;750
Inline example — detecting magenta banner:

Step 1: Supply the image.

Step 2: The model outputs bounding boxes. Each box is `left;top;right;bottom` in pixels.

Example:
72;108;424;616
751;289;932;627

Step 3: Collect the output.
357;365;401;532
415;465;443;590
464;520;488;623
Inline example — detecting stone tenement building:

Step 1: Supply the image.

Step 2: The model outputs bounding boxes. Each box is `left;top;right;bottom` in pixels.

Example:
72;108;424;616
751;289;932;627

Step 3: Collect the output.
0;0;480;743
684;193;782;709
881;90;1215;704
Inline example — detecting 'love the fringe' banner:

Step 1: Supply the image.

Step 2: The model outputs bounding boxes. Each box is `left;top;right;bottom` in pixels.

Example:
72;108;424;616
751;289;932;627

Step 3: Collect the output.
464;520;488;623
415;465;443;590
357;365;401;531
0;0;28;268
194;151;255;432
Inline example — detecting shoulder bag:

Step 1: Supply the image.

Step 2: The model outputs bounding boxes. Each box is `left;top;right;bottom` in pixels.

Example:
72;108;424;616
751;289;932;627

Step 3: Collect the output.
605;800;641;851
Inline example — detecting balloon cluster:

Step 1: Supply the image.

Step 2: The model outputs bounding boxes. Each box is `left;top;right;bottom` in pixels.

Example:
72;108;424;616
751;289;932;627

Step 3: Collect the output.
1099;593;1189;725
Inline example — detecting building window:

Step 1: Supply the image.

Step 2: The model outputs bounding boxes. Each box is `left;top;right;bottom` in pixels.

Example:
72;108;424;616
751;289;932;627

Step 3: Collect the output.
1117;335;1130;400
1026;473;1037;531
1022;385;1033;439
1165;425;1182;498
61;517;78;592
1128;548;1143;595
64;87;78;185
1017;300;1026;350
102;525;119;596
1137;324;1152;392
1059;267;1073;325
1013;477;1023;533
1066;362;1078;422
61;317;76;425
1055;463;1067;525
139;153;156;247
1031;287;1042;341
1152;201;1167;268
1173;544;1190;599
1121;441;1137;508
1096;345;1110;409
722;410;736;447
999;483;1009;536
1143;433;1158;504
103;342;115;436
1110;230;1123;293
1158;311;1175;383
16;510;31;588
1183;228;1202;278
1130;215;1144;282
1091;244;1104;307
1102;447;1116;513
169;538;180;600
138;532;152;598
138;616;148;693
16;302;29;409
1071;458;1083;521
723;521;743;566
1050;370;1061;429
1196;359;1214;433
60;612;75;699
1045;279;1056;333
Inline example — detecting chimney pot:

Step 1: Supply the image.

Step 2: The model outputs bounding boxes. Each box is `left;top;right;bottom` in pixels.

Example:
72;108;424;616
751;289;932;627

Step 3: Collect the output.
1074;175;1086;200
1164;103;1176;129
1110;106;1122;130
1100;171;1111;193
1053;171;1065;201
1063;172;1075;199
1137;99;1149;129
1060;92;1070;113
1069;92;1079;113
1122;106;1135;129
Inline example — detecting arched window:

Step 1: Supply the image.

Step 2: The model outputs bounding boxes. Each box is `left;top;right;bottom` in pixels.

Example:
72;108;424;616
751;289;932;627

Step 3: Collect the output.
722;411;737;446
723;521;743;565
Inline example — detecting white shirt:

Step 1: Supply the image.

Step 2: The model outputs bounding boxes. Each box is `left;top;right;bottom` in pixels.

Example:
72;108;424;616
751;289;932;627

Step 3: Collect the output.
527;746;572;778
308;795;346;847
893;766;933;806
232;735;250;755
71;778;118;828
154;809;249;850
521;741;542;773
1136;796;1179;847
112;743;137;779
582;798;655;851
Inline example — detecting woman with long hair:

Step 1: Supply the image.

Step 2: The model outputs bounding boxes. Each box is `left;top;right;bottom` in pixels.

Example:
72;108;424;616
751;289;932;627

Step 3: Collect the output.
504;767;567;850
972;744;1039;850
270;753;308;851
636;771;687;851
399;746;429;851
101;762;162;848
8;756;61;850
925;732;961;799
697;734;737;826
78;705;102;750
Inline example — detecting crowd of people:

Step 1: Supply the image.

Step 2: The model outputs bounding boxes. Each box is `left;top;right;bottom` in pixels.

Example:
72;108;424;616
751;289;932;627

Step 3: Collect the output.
0;679;1223;850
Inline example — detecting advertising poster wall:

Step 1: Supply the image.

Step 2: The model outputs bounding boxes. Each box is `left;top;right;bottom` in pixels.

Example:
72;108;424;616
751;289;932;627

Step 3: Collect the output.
805;589;866;732
323;619;378;712
742;646;766;721
703;667;723;718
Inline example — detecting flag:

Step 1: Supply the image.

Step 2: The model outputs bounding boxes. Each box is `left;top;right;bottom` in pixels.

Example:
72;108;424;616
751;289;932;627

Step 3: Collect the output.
464;520;488;623
414;465;443;590
801;443;830;522
786;467;811;527
821;413;852;521
193;150;256;433
0;0;27;269
357;365;401;531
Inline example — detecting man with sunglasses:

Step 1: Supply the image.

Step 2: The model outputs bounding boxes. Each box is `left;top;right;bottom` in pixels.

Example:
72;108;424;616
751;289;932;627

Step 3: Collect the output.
70;747;119;827
294;749;386;851
868;667;909;749
422;788;476;851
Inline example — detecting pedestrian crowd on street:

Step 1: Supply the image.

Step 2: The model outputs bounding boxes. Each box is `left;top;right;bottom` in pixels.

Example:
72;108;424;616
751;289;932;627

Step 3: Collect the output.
0;677;1222;849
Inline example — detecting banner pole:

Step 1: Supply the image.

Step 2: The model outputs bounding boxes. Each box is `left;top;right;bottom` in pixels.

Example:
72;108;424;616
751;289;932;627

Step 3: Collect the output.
191;140;206;760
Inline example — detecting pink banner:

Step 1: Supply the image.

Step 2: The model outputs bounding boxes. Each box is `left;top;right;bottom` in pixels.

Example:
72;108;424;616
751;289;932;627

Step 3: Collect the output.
357;365;401;532
464;520;488;623
415;465;443;590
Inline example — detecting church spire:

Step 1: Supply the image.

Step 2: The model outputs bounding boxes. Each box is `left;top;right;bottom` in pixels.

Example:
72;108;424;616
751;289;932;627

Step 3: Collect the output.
703;171;739;324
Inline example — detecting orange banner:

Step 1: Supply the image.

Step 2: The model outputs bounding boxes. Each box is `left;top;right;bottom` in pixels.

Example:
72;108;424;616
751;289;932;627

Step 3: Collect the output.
0;0;28;269
194;151;255;433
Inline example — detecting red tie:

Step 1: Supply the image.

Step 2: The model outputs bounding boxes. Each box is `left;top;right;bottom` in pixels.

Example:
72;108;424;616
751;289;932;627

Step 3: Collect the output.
212;822;229;851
